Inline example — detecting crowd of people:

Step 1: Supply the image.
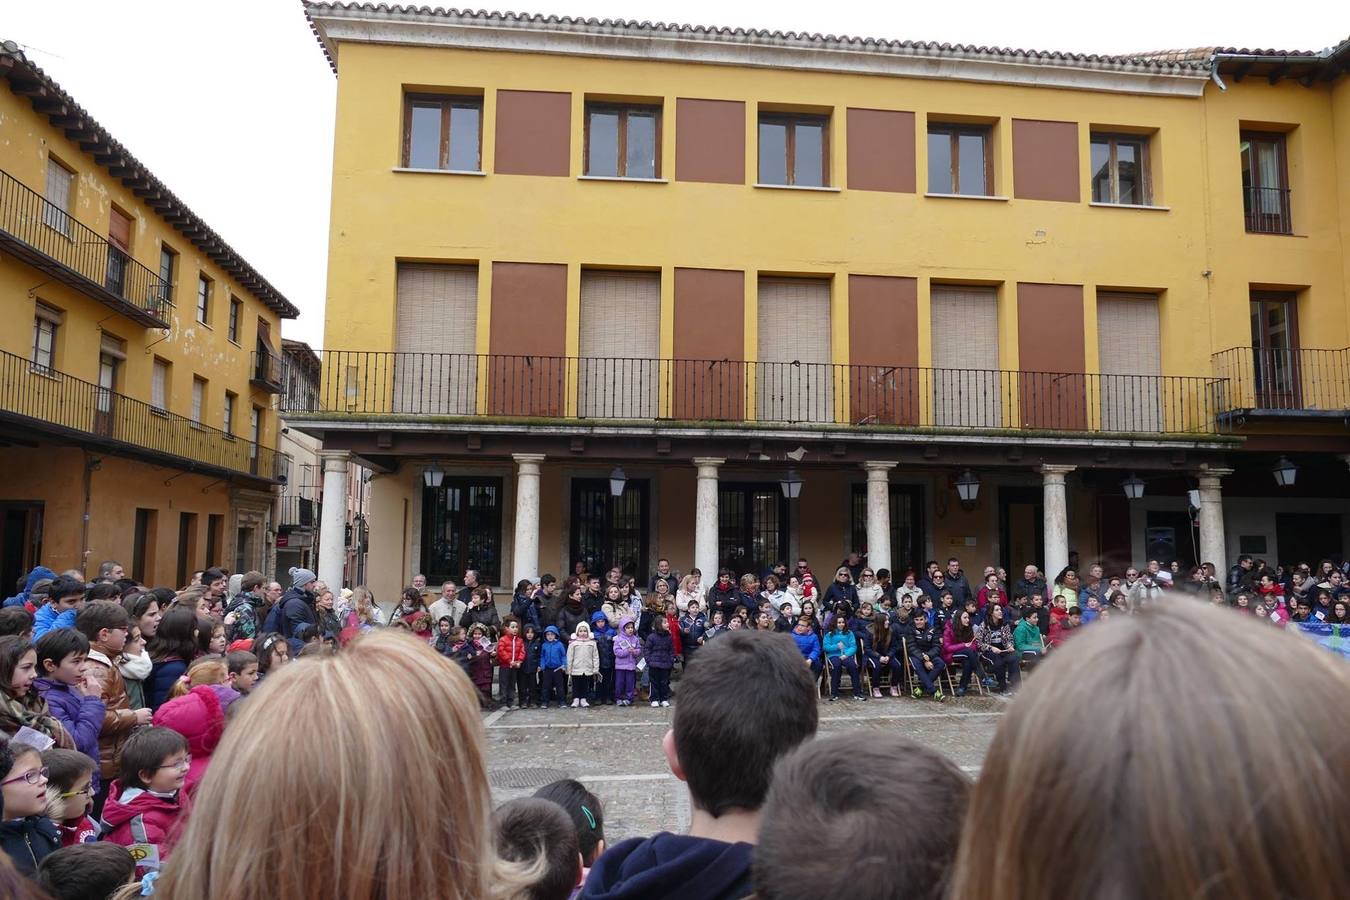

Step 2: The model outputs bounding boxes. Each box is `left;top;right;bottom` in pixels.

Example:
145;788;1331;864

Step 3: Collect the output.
0;548;1344;898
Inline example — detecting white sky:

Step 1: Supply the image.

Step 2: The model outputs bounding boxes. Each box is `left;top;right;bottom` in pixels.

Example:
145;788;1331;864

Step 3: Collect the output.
5;1;1345;347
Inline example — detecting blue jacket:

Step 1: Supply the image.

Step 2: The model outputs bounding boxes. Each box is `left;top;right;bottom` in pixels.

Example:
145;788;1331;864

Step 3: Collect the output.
34;678;106;790
580;832;753;900
511;591;542;631
790;629;821;663
849;616;876;654
278;587;317;645
32;603;77;640
0;815;61;877
3;566;56;609
642;630;675;670
823;629;857;659
146;658;187;711
539;628;568;670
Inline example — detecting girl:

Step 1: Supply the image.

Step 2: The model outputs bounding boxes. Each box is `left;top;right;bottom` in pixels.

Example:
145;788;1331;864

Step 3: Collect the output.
207;622;227;656
976;603;1019;693
755;611;773;631
855;569;883;606
250;633;290;685
601;584;625;627
167;658;229;700
0;740;60;875
1327;600;1350;625
663;600;683;666
519;623;542;708
800;600;823;640
393;588;432;641
346;586;385;635
675;575;701;614
464;624;494;706
533;779;606;888
875;613;905;697
118;623;151;711
643;616;674;707
942;609;983;696
566;622;599;709
612;617;643;706
822;615;863;701
703;609;726;642
0;636;73;749
146;607;202;711
41;747;98;846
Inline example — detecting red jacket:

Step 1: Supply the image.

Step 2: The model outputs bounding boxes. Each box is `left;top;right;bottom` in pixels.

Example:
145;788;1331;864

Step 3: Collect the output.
665;613;684;656
496;633;526;667
100;781;187;878
1047;606;1072;646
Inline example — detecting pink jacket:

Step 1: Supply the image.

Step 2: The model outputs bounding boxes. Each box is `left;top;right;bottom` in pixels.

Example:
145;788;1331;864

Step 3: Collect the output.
941;621;979;664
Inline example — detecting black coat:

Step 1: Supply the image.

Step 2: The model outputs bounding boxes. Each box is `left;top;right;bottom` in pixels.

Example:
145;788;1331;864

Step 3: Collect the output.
0;815;60;876
556;601;587;643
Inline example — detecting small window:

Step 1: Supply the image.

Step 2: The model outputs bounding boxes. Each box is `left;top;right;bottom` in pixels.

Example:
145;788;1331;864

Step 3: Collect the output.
1091;133;1150;205
1241;131;1291;234
196;274;212;325
585;104;660;178
32;303;61;373
158;245;178;305
43;158;75;235
228;297;242;343
758;114;828;187
403;94;482;171
223;391;236;435
927;124;992;196
152;359;170;412
191;377;206;425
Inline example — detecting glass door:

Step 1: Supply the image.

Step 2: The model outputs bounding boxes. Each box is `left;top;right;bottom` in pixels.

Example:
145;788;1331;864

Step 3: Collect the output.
1240;132;1290;234
718;484;788;578
569;478;650;579
1249;293;1300;409
95;353;118;437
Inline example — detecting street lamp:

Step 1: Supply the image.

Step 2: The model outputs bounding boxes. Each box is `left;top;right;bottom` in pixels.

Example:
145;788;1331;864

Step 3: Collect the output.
422;465;444;489
1272;456;1297;487
780;469;803;499
955;469;980;504
1122;472;1146;500
609;466;627;497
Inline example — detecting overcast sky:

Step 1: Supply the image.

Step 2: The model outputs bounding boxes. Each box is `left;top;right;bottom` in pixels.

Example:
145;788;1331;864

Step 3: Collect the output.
5;1;1345;346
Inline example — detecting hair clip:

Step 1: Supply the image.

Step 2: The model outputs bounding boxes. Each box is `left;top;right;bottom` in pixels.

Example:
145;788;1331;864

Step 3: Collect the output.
140;871;159;896
581;805;597;830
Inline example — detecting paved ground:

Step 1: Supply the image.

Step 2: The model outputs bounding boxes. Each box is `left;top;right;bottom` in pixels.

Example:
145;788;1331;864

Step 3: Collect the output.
483;688;1006;841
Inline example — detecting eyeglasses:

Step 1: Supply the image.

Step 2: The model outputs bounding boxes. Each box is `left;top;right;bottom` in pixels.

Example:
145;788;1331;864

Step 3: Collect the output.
156;756;192;772
1;766;49;786
59;785;93;799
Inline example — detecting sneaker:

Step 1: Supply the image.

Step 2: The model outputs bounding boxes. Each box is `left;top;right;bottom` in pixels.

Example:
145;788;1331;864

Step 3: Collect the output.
651;701;660;708
956;687;967;697
580;699;590;708
871;688;882;699
912;687;923;699
541;704;549;710
661;701;671;707
934;690;946;703
889;686;900;697
854;694;866;701
828;694;838;702
983;677;995;688
571;699;580;708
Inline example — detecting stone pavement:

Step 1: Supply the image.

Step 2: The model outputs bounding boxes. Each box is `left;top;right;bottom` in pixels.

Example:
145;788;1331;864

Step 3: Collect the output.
482;691;1006;841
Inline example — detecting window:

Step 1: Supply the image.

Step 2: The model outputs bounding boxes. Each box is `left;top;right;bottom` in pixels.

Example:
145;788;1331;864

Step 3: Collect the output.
158;245;177;305
191;377;206;425
249;407;261;451
176;512;198;589
1241;131;1291;234
1091;133;1149;205
421;477;503;585
927;124;991;196
849;484;923;575
43;158;74;235
228;297;242;343
223;391;236;435
718;484;788;578
196;275;212;324
403;94;482;171
151;358;170;412
31;304;61;373
132;508;156;583
585;104;660;178
570;478;650;578
1249;291;1300;406
758;114;828;187
205;514;224;568
106;208;133;296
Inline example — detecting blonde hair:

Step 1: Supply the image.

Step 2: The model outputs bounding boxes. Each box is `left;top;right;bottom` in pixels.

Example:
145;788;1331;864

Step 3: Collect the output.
351;586;377;624
153;630;537;900
949;602;1350;900
168;659;228;699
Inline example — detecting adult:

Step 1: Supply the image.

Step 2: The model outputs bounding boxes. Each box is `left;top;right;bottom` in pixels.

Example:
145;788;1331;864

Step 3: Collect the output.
96;560;124;581
943;558;974;607
1078;564;1107;607
839;552;865;585
429;581;466;630
456;570;480;607
949;602;1350;900
821;566;859;614
411;573;428;593
314;589;344;639
649;559;679;595
1227;554;1254;596
854;568;883;606
1011;565;1048;603
538;574;561;625
582;576;605;617
459;586;502;637
153;630;535;899
274;568;319;653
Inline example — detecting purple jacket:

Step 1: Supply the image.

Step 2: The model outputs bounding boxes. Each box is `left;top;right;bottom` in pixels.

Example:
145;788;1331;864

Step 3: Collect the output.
34;678;106;789
613;618;644;672
642;630;675;670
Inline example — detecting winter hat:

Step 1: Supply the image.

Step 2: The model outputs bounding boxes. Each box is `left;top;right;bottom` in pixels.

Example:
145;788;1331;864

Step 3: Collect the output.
227;639;254;653
289;567;317;590
152;684;227;797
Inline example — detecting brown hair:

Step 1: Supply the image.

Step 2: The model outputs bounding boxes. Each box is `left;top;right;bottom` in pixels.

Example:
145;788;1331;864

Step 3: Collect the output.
153;629;536;899
949;602;1350;900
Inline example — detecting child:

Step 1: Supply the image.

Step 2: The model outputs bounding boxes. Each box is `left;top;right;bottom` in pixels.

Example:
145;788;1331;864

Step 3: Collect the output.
225;650;259;695
566;622;599;709
612;617;643;707
534;778;606;888
1013;608;1046;665
678;601;707;665
36;842;135;900
663;601;684;671
539;626;568;709
941;609;983;696
589;613;616;706
433;616;456;656
976;603;1019;693
32;576;85;640
822;615;864;702
465;623;495;706
0;635;73;750
790;615;823;679
118;623;152;711
207;622;227;656
703;609;727;642
41;748;99;846
0;607;33;640
492;798;582;900
100;726;190;878
167;657;229;700
643;616;675;708
250;632;290;687
520;623;542;709
904;608;946;701
774;603;795;634
33;630;106;785
496;618;528;710
0;740;61;876
153;682;238;800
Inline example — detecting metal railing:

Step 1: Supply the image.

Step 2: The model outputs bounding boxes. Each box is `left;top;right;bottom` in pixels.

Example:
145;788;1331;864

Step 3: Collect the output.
0;349;279;479
277;494;320;528
251;345;284;392
286;351;1228;435
1243;186;1293;235
0;169;169;325
1212;346;1350;413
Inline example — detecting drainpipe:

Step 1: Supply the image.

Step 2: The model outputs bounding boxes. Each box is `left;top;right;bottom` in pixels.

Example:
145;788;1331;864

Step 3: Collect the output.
1209;57;1227;92
79;451;101;577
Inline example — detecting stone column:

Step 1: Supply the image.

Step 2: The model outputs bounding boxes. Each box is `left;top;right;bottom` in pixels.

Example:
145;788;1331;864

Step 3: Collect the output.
512;454;546;585
1196;467;1233;576
317;450;350;590
1039;464;1076;581
693;458;724;581
862;462;898;574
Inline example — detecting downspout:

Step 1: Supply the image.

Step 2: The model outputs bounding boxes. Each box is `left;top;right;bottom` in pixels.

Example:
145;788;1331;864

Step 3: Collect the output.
1209;56;1227;92
79;451;100;577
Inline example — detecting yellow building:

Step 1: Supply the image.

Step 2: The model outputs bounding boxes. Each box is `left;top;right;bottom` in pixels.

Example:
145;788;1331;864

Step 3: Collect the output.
0;42;298;589
298;3;1350;601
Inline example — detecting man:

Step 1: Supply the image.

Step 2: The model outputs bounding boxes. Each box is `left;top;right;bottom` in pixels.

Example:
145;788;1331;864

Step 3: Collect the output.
943;558;973;607
839;552;865;584
875;568;895;601
264;580;284;613
1125;566;1162;608
76;601;151;815
538;574;561;624
582;575;604;617
429;581;466;629
274;567;318;652
580;631;818;899
1228;554;1254;596
1079;564;1107;607
412;573;428;592
97;560;124;581
1012;565;1048;603
457;570;480;606
224;571;269;642
649;559;679;595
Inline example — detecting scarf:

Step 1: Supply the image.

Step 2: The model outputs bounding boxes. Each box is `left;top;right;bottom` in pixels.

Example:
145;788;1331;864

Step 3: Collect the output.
0;692;74;750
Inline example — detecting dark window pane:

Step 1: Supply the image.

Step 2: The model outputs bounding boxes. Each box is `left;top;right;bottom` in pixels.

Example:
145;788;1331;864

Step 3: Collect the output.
448;105;481;171
957;133;986;195
408;103;442;169
759;121;788;185
793;122;824;186
928;132;953;193
626;112;657;179
1090;141;1111;202
1117;141;1138;204
588;111;619;177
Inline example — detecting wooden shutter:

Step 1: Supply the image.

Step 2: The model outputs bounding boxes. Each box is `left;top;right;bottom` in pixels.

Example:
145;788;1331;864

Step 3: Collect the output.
1097;293;1161;431
931;286;1001;427
756;278;832;421
578;271;659;417
394;264;478;414
108;208;132;250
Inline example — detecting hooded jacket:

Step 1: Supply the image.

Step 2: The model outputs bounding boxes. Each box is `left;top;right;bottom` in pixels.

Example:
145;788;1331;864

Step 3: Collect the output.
496;631;527;667
0;815;61;876
32;602;78;640
613;619;643;671
642;628;675;670
579;832;754;900
3;566;56;609
590;613;616;669
539;627;568;670
566;625;600;676
33;678;106;789
151;684;236;800
521;631;543;674
100;781;184;878
278;585;318;648
790;628;821;664
85;648;139;781
1013;618;1044;653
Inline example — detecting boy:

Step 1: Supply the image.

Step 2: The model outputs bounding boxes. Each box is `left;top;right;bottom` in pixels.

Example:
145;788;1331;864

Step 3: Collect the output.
520;623;543;708
581;631;818;899
40;748;99;846
100;726;190;878
33;575;86;640
34;630;106;784
226;650;260;695
494;798;582;900
1014;608;1046;665
903;607;946;701
496;618;528;709
755;732;970;900
36;842;136;900
0;606;33;639
76;600;151;812
1081;595;1102;624
539;625;568;709
789;615;822;679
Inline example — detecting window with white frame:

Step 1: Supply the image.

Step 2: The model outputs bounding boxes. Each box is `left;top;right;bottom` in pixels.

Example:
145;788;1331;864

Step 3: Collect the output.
191;377;206;425
151;358;170;412
31;303;62;372
43;158;75;235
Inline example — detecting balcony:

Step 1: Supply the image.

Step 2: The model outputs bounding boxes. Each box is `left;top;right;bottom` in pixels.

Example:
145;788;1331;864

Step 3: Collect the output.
250;344;284;394
0;169;169;327
1243;186;1293;235
1212;346;1350;421
284;351;1228;437
0;349;279;481
277;494;320;529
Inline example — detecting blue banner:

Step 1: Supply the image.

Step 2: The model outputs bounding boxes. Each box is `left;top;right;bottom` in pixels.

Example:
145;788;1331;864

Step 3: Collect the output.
1292;621;1350;661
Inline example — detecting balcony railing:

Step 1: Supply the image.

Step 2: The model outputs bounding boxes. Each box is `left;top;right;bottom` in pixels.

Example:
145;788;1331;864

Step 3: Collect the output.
285;351;1228;436
1212;346;1350;414
277;494;320;528
1243;186;1293;235
251;345;285;394
0;169;169;327
0;349;279;479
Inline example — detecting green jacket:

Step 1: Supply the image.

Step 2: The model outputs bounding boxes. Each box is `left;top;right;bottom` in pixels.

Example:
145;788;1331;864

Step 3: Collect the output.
1013;618;1044;653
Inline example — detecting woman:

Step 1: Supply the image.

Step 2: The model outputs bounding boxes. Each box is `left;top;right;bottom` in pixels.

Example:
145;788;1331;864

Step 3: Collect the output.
942;608;984;695
346;586;385;634
949;601;1350;900
855;569;883;606
153;630;537;899
760;574;786;610
895;571;925;606
1052;568;1080;612
392;587;432;640
1327;600;1349;625
315;589;343;640
821;567;859;615
675;575;702;614
146;607;203;710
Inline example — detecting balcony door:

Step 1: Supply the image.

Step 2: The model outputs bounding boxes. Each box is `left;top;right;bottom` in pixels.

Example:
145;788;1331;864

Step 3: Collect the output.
1250;292;1300;409
569;478;650;579
95;352;118;436
1240;132;1290;234
105;208;131;296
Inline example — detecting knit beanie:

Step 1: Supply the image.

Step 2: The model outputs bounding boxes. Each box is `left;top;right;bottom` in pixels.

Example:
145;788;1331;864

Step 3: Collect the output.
289;567;317;590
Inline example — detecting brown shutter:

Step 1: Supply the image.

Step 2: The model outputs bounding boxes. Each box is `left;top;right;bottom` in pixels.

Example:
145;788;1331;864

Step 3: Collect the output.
494;90;571;177
846;109;916;193
1016;283;1086;428
849;275;918;425
108;208;132;251
1012;119;1080;202
675;99;746;185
